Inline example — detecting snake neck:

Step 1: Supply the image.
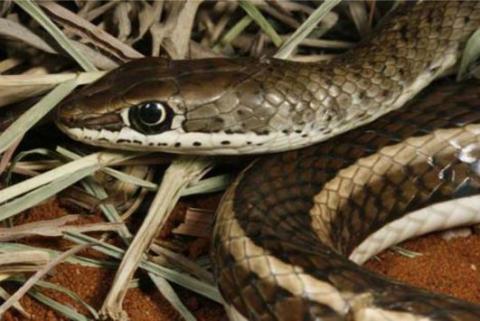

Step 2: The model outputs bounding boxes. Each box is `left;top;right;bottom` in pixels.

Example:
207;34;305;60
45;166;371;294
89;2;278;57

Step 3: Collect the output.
249;1;479;144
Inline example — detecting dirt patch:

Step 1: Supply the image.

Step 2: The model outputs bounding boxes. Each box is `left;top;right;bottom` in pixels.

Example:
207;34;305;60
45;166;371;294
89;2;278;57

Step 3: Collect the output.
364;232;480;304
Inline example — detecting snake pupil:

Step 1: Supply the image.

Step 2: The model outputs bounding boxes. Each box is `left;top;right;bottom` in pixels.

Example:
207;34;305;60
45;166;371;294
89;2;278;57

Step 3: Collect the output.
128;101;173;134
138;102;165;125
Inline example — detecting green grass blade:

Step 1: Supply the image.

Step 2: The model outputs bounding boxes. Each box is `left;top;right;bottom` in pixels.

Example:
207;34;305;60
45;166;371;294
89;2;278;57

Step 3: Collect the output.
28;290;90;321
0;151;133;220
150;275;197;321
9;277;98;319
0;166;95;221
182;174;231;196
64;232;222;303
214;15;252;51
239;0;282;47
275;0;342;59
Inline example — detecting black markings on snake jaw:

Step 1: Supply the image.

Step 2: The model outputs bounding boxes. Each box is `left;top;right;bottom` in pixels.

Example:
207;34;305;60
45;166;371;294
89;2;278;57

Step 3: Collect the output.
193;142;202;146
117;139;131;144
221;141;231;145
174;142;181;147
213;117;224;125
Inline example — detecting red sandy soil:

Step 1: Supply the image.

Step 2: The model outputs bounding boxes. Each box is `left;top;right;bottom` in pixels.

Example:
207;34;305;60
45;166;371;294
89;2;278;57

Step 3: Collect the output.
3;199;480;321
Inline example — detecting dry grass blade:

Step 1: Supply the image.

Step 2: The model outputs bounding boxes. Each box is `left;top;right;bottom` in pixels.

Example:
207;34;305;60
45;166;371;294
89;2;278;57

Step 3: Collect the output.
38;1;143;62
14;0;96;72
0;18;56;54
100;156;212;320
0;215;123;241
150;275;197;321
0;216;77;241
0;151;135;222
0;79;76;153
458;28;480;80
165;1;202;59
0;287;29;318
274;0;342;59
182;174;231;196
0;250;49;273
225;305;248;321
391;246;423;259
0;242;114;269
19;278;99;319
172;207;213;238
0;71;104;108
79;177;132;241
58;145;134;240
0;58;23;74
150;244;214;283
0;244;90;317
348;1;371;37
0;137;22;177
0;71;105;86
0;166;98;221
27;292;89;321
129;2;163;45
0;151;132;204
57;147;157;191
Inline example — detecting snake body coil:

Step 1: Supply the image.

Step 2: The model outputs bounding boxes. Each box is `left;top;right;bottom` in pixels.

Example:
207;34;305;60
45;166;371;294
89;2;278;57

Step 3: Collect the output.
56;2;480;320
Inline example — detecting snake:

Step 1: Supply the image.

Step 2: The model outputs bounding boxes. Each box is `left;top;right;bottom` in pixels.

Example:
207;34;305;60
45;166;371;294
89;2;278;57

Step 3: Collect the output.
54;1;480;320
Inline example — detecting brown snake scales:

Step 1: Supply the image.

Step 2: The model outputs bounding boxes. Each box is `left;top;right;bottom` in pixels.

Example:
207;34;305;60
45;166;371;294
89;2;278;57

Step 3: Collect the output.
56;2;480;320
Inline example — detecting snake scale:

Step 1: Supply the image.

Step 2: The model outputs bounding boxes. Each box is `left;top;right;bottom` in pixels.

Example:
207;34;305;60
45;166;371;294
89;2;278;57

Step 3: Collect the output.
55;2;480;320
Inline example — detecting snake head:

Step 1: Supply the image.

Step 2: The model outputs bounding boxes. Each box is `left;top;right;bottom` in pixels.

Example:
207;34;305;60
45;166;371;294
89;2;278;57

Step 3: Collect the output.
56;58;180;139
56;57;320;154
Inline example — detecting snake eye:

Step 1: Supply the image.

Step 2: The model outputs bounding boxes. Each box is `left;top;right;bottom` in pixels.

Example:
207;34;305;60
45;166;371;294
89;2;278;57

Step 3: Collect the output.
136;102;166;125
128;101;173;134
